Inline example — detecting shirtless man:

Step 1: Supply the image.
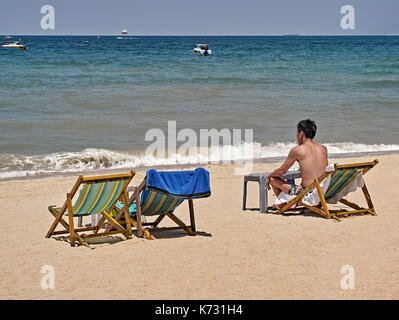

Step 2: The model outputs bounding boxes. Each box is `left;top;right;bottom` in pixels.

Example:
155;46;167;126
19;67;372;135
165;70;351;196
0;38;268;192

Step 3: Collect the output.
266;119;328;209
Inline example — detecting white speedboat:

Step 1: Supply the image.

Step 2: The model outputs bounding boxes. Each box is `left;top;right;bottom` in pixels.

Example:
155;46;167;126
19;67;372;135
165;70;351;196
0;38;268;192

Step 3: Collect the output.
193;44;211;56
117;29;133;40
0;39;26;50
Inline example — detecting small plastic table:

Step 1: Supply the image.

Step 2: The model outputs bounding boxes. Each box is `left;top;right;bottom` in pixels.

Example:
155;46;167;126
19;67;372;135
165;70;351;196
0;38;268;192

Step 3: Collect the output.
242;170;302;213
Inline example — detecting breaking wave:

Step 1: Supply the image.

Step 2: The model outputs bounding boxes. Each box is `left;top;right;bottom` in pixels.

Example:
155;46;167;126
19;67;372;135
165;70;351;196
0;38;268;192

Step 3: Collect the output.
1;142;398;179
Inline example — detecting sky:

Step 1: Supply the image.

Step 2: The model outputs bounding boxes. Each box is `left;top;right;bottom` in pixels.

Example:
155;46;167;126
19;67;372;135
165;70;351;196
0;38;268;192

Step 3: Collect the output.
1;0;398;35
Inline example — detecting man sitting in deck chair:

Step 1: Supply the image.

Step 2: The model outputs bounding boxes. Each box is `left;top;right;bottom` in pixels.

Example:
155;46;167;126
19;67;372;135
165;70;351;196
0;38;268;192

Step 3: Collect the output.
266;119;329;210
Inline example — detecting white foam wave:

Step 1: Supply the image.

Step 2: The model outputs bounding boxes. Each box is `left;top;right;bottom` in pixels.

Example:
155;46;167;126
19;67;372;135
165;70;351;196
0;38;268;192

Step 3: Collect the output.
1;142;398;179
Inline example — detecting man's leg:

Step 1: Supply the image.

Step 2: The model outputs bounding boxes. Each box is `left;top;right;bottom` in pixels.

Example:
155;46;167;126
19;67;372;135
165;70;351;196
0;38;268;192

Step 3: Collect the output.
269;177;298;209
269;177;292;195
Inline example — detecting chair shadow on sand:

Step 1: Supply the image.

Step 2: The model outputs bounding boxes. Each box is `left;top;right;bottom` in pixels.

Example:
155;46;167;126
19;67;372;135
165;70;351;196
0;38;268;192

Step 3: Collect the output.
54;234;124;248
146;229;212;239
247;205;373;221
53;222;212;248
245;206;326;219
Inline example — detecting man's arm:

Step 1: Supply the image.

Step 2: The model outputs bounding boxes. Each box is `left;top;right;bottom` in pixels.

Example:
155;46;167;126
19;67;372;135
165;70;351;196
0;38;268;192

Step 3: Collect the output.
266;148;298;189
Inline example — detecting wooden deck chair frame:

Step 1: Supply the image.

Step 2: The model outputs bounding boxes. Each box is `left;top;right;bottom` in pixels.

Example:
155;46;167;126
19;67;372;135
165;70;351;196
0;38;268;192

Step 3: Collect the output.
108;176;196;239
45;171;136;247
276;160;378;221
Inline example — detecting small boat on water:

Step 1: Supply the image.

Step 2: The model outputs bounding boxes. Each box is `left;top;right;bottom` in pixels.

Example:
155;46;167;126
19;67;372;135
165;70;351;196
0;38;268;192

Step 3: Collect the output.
117;29;133;40
0;39;26;50
193;44;211;56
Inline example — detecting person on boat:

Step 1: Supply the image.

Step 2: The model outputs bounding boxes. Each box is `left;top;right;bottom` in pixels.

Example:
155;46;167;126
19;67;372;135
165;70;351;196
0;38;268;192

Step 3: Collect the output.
266;119;328;209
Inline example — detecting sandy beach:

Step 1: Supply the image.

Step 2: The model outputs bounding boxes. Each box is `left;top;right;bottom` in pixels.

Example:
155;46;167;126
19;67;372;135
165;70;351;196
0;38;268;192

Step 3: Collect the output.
1;153;398;300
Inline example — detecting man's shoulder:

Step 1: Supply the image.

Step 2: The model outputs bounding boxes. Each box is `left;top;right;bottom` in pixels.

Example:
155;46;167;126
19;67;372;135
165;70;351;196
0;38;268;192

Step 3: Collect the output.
317;143;328;152
291;142;327;156
290;145;307;157
291;144;306;152
308;142;327;151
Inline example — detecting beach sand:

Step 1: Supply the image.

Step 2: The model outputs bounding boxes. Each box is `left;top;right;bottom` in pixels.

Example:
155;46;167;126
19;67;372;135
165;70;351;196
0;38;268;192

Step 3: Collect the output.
1;154;398;300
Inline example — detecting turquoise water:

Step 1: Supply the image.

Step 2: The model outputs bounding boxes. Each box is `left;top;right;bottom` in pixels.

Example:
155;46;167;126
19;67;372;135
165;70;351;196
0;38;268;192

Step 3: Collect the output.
1;36;399;178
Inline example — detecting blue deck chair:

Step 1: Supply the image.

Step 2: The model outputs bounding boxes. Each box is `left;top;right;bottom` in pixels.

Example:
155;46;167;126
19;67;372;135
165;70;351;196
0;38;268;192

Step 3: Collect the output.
110;168;211;239
276;160;378;220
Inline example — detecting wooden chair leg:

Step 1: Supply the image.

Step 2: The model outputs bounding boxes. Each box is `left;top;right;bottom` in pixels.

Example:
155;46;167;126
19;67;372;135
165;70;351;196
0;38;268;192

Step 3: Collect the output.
362;183;376;215
128;216;154;239
315;179;330;219
153;213;166;228
166;212;195;235
76;236;90;248
123;189;132;235
46;176;83;239
101;211;131;239
67;193;76;247
136;191;144;238
94;215;107;234
339;198;362;210
188;199;196;232
46;206;69;237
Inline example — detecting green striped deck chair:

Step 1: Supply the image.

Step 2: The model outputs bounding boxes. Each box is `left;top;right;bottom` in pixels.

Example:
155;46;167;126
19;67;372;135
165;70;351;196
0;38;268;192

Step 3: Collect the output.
110;177;197;240
112;188;185;218
276;160;378;220
46;171;135;247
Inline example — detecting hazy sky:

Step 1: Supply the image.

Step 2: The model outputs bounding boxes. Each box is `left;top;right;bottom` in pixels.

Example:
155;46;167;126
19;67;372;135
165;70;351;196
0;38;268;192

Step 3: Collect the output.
1;0;398;35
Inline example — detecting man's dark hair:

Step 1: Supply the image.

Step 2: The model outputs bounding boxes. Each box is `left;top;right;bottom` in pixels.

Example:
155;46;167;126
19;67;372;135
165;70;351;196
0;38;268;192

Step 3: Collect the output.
297;119;317;139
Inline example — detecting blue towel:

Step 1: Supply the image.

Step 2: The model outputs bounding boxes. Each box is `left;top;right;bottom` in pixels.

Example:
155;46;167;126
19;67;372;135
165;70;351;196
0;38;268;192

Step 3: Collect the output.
146;168;211;199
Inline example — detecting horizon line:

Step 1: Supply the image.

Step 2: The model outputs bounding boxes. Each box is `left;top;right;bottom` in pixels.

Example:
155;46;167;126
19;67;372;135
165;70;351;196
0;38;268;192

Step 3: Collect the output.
4;34;399;37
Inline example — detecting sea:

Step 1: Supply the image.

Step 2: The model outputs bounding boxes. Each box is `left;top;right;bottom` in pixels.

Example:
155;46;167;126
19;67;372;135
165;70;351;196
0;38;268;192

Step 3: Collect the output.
1;35;399;179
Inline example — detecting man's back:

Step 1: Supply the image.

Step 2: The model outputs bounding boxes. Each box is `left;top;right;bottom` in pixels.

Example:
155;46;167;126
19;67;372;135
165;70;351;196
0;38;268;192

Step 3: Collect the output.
294;141;328;187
